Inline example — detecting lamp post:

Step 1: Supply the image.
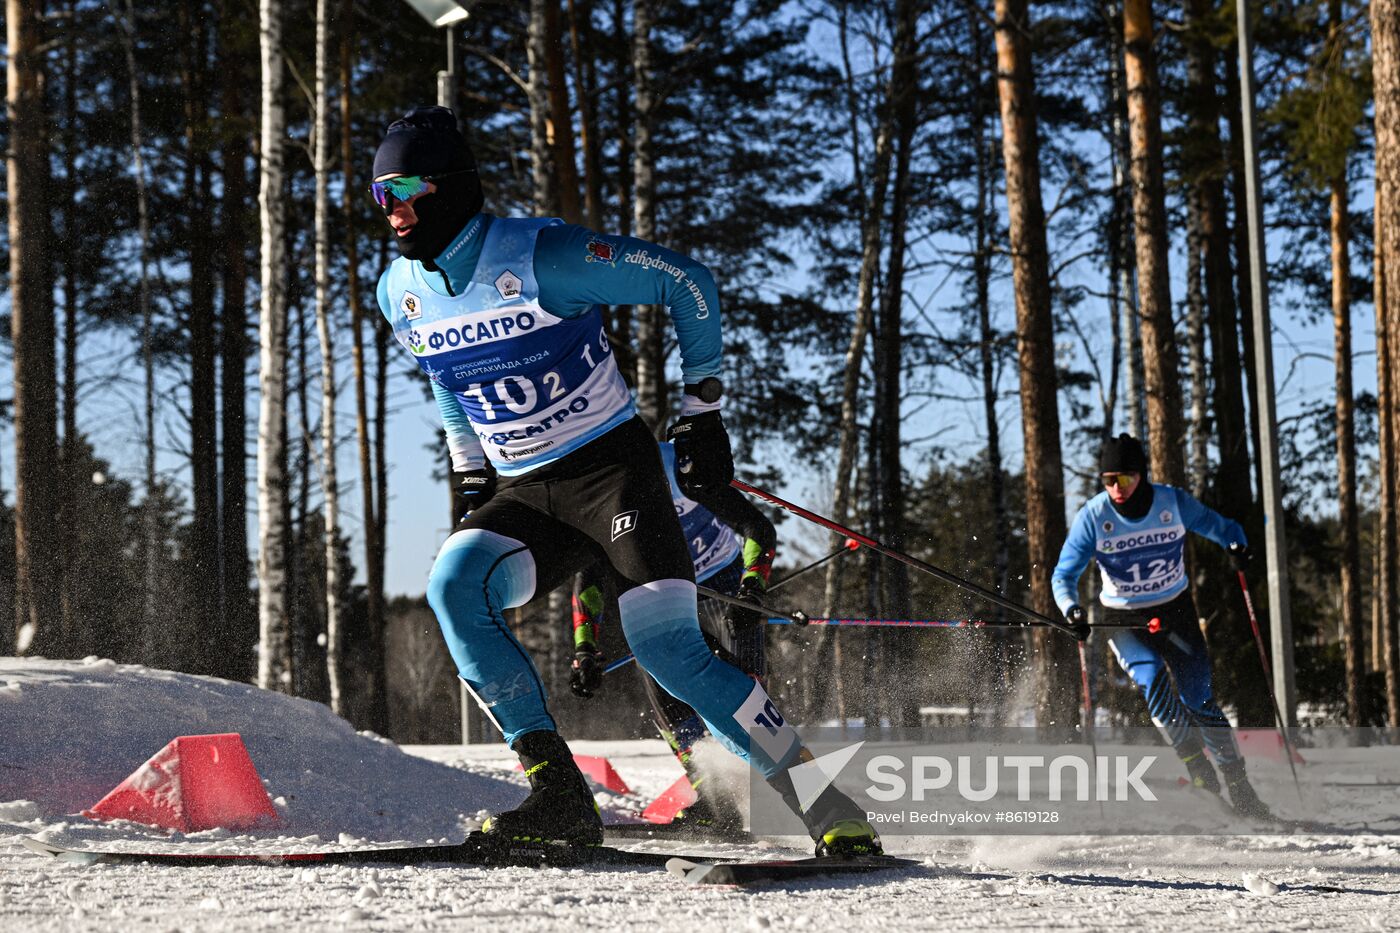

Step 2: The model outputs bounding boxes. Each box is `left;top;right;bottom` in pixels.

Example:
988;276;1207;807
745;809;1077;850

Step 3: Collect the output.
1236;0;1296;725
401;0;470;110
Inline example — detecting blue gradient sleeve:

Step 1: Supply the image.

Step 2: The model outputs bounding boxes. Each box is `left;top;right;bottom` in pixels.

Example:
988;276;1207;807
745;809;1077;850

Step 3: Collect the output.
1053;505;1096;615
379;270;484;471
533;224;722;382
1177;488;1247;551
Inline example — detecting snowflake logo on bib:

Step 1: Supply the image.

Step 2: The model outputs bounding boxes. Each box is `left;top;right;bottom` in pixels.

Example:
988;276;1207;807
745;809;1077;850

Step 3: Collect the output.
495;270;522;300
400;291;422;321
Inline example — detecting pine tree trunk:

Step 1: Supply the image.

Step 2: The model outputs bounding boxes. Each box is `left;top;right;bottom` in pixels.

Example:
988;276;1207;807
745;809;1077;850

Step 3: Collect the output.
59;4;79;651
1108;7;1143;439
314;0;344;716
528;0;557;215
1333;174;1363;725
631;0;666;432
257;0;292;693
823;4;893;619
1375;0;1400;725
995;0;1074;726
546;0;582;224
1377;181;1398;726
115;0;161;664
1185;191;1209;499
971;7;1012;720
1226;75;1265;507
876;0;917;727
1123;0;1184;486
343;0;388;732
219;0;253;682
609;0;635;381
568;0;603;230
7;0;60;658
184;2;220;675
1186;0;1253;518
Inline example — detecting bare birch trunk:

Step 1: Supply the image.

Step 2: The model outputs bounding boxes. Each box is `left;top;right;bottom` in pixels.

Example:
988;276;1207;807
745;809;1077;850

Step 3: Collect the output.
995;0;1074;726
314;0;344;715
258;0;292;692
1123;0;1184;486
342;0;388;731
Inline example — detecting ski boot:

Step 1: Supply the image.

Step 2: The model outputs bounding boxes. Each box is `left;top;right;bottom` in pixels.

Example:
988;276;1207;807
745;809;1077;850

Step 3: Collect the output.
482;730;604;845
1181;747;1221;794
768;762;883;857
1221;760;1274;821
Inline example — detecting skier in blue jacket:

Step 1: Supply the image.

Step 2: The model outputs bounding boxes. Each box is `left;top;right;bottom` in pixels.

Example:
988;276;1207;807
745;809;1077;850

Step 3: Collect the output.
1053;434;1270;819
371;107;877;854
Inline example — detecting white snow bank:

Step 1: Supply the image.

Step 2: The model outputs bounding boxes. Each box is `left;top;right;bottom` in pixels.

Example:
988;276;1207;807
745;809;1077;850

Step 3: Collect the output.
0;657;526;846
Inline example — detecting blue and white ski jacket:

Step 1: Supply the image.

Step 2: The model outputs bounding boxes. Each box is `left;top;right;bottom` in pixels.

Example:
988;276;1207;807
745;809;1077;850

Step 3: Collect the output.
377;214;722;475
1052;484;1247;612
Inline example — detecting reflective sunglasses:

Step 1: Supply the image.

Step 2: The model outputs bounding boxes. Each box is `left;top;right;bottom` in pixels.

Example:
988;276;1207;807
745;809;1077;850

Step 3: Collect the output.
369;169;474;211
1101;472;1139;489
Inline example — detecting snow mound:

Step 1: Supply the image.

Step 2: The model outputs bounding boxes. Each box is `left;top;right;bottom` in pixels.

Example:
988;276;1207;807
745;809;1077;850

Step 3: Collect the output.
0;657;525;846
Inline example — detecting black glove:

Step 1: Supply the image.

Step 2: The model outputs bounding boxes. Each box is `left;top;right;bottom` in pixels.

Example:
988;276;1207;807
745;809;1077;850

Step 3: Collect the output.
455;468;496;512
1228;542;1250;572
666;411;734;496
1066;605;1089;641
570;646;605;699
726;580;765;633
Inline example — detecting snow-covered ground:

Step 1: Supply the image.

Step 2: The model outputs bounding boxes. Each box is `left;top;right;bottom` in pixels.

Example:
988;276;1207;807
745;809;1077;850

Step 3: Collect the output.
2;658;1397;931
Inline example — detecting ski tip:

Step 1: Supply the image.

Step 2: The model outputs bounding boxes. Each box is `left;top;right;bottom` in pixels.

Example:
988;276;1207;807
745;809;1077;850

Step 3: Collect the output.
20;838;99;865
665;857;711;882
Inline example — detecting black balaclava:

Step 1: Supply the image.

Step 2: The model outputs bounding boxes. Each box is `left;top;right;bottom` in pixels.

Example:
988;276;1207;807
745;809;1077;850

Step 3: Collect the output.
372;106;483;264
1099;433;1153;519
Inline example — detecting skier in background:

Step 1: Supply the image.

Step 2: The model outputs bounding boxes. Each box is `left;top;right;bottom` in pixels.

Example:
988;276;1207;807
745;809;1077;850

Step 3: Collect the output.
570;439;777;833
372;106;880;855
1052;433;1271;819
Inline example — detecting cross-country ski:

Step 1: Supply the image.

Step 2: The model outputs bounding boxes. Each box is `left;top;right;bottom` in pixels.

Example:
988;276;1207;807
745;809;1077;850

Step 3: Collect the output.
4;0;1400;930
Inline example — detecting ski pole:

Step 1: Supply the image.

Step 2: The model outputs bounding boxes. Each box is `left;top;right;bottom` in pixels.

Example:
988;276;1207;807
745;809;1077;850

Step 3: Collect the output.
768;539;861;593
1235;570;1304;800
695;583;808;623
1079;638;1105;819
766;617;1144;629
731;479;1079;639
603;621;1144;674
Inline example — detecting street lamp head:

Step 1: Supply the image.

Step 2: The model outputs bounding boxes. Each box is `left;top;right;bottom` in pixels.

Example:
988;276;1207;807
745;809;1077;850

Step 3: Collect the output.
402;0;469;28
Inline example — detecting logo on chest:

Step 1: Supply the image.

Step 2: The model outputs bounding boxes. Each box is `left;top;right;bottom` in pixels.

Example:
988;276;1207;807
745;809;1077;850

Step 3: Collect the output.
400;291;422;321
495;270;522;300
